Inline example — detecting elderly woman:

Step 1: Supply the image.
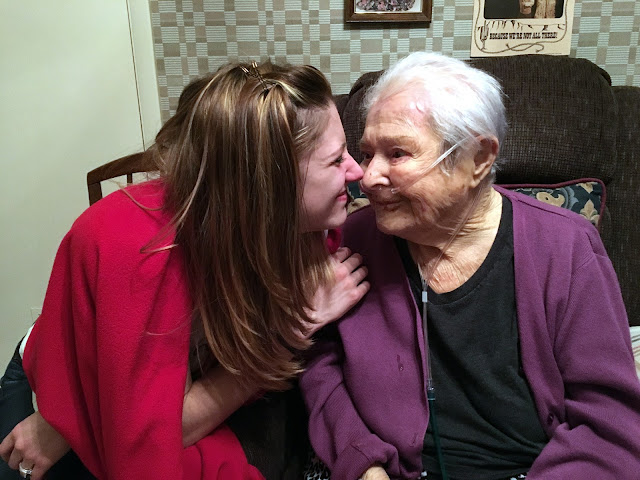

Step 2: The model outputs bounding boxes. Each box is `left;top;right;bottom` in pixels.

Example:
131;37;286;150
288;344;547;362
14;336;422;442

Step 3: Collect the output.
300;52;640;480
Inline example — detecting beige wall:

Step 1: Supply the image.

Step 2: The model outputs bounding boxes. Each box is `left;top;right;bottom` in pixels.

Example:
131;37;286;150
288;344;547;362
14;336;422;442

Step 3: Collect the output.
0;1;161;361
150;0;640;122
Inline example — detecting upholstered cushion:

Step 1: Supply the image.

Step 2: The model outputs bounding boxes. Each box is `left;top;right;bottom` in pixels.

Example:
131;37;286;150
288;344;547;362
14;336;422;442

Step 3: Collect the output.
499;179;606;230
469;56;617;187
632;327;640;380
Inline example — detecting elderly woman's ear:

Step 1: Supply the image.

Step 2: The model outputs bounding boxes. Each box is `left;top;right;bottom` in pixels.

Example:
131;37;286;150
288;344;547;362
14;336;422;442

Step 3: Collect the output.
470;135;499;187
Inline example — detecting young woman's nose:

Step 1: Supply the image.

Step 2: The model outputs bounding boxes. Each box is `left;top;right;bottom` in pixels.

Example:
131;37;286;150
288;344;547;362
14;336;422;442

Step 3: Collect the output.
344;153;363;182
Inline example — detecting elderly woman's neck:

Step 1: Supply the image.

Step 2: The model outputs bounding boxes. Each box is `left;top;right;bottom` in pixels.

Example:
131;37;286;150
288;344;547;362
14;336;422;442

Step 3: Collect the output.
408;187;503;293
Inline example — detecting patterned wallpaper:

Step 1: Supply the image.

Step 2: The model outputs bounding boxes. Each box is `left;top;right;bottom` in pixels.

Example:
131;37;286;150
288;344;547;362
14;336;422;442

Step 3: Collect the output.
150;0;640;122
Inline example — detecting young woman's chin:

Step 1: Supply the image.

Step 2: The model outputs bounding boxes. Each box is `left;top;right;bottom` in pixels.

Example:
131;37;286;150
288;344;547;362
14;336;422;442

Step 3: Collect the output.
302;207;347;233
323;208;348;231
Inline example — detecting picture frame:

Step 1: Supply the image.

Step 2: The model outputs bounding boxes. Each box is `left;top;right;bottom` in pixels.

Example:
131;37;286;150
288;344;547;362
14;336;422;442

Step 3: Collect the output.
471;0;575;57
345;0;432;24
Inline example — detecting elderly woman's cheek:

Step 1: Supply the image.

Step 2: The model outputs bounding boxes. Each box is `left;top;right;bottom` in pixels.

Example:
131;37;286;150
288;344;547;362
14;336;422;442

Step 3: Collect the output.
372;203;414;235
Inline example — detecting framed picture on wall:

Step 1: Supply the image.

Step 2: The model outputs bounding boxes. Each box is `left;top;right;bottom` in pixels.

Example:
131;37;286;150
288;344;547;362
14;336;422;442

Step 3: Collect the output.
471;0;575;56
345;0;432;23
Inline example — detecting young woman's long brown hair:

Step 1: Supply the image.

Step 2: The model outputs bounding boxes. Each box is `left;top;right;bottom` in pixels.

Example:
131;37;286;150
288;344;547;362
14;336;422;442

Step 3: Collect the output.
150;62;335;390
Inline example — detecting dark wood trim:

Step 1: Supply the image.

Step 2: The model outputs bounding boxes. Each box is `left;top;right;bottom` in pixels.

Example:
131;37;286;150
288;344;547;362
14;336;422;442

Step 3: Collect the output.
86;152;157;205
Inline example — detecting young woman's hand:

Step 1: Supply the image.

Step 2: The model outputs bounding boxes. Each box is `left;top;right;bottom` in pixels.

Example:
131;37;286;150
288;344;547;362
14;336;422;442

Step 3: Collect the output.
0;411;70;480
361;464;390;480
182;365;259;447
301;247;369;338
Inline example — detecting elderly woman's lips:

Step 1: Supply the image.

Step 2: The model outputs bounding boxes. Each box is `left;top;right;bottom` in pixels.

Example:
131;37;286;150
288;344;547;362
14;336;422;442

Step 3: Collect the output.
372;199;401;210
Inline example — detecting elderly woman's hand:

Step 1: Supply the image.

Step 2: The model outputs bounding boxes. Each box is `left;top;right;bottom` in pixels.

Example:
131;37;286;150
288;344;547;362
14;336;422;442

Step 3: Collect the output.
302;247;369;338
0;411;70;480
361;464;390;480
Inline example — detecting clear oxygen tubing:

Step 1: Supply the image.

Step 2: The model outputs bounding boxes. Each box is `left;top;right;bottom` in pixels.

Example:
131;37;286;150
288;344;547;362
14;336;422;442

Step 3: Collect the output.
390;140;466;195
358;137;479;202
412;154;486;480
360;136;488;478
422;277;449;480
419;182;485;480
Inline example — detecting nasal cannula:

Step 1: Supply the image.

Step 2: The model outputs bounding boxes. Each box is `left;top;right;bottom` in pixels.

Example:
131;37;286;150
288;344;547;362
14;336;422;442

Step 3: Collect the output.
359;137;488;478
390;140;485;480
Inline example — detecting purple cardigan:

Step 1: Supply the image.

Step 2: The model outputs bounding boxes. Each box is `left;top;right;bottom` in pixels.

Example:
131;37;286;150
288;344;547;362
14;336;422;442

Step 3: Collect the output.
300;187;640;480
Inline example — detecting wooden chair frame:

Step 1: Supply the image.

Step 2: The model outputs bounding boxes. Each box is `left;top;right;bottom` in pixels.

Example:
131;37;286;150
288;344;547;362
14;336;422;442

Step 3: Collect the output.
86;152;157;205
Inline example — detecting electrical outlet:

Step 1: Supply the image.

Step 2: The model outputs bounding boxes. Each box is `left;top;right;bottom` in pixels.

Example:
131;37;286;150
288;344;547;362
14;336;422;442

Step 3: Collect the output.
30;307;42;322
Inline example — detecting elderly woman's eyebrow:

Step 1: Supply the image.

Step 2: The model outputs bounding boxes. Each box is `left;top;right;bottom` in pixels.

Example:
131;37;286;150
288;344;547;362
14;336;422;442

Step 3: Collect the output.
360;135;419;150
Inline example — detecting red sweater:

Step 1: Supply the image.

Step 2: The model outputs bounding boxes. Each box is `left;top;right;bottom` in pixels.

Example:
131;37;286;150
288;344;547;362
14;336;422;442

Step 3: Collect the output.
24;181;263;480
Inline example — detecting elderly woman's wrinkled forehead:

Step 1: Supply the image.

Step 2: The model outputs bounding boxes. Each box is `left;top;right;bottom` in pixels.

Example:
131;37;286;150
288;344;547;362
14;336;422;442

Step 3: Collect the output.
368;82;433;130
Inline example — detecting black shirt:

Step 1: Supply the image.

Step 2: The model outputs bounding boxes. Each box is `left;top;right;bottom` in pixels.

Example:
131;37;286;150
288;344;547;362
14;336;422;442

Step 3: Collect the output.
395;197;547;480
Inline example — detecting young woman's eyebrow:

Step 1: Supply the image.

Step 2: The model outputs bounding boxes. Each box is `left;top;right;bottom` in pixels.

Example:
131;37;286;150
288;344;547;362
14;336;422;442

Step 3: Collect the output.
322;142;347;162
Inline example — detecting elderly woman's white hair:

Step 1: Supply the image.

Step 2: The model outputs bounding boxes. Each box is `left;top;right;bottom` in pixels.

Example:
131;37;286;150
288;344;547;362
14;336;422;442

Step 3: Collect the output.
363;52;507;176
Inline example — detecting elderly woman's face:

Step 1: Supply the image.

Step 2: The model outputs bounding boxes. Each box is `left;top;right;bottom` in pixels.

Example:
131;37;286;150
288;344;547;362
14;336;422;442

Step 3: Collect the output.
359;91;478;243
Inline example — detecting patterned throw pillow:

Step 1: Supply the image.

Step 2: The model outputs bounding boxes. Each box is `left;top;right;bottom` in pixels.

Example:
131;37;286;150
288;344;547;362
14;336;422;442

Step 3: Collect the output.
632;327;640;381
499;179;606;230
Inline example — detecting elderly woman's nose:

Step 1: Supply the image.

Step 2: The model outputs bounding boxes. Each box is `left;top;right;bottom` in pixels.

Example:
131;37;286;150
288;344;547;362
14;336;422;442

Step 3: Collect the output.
361;156;390;189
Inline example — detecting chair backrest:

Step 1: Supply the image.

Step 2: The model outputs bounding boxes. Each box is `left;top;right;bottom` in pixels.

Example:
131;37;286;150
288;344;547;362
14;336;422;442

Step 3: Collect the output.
86;152;158;205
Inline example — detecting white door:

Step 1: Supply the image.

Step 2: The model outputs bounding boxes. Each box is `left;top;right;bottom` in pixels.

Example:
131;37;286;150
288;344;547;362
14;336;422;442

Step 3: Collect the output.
0;1;160;360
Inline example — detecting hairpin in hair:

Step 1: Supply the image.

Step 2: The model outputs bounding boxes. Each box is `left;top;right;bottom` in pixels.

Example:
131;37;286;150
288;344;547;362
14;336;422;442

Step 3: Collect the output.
240;61;271;96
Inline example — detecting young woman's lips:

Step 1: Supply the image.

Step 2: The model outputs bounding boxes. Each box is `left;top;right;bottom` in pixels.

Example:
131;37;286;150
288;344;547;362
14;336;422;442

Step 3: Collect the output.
337;191;348;202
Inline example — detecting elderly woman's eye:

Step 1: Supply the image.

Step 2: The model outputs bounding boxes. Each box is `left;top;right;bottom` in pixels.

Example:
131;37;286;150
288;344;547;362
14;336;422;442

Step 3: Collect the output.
392;150;408;159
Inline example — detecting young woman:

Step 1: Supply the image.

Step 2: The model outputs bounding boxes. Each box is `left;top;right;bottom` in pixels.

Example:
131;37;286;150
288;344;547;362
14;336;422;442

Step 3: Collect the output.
0;61;369;480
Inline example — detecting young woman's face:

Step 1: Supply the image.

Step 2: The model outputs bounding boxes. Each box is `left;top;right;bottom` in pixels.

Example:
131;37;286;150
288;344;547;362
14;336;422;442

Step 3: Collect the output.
299;104;363;233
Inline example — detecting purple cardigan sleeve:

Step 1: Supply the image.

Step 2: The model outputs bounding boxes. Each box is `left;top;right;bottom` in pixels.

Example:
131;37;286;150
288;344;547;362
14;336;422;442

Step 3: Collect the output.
299;328;400;480
506;189;640;479
529;241;640;478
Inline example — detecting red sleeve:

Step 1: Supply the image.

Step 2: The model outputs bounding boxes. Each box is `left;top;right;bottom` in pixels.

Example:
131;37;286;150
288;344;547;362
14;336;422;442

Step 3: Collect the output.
24;185;263;480
326;228;342;254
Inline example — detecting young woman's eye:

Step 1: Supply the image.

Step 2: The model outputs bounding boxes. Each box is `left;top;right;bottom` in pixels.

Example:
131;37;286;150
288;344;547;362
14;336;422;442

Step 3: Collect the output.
334;155;345;165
